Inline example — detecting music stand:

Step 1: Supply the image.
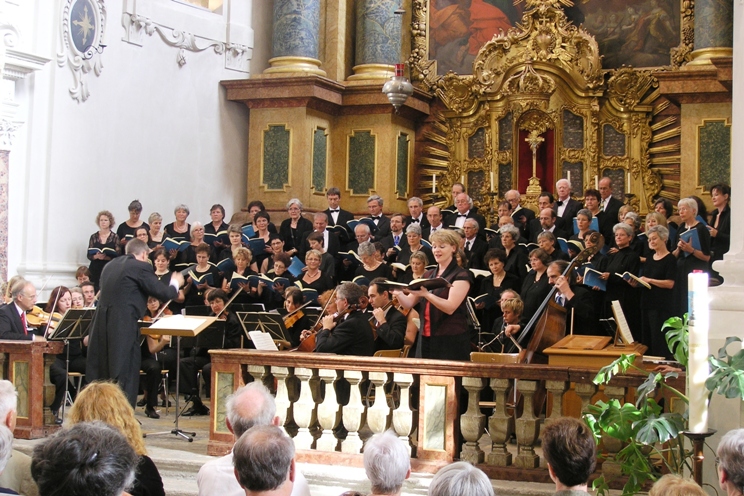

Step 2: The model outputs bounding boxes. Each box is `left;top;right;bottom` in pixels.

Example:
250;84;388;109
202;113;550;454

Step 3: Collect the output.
141;315;215;442
47;308;95;418
237;312;290;344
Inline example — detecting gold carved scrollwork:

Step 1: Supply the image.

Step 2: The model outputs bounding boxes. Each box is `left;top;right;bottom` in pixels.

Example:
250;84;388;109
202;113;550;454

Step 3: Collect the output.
562;149;584;162
670;1;695;68
644;168;663;208
502;62;557;98
435;74;479;115
518;110;554;135
600;156;631;170
606;68;658;112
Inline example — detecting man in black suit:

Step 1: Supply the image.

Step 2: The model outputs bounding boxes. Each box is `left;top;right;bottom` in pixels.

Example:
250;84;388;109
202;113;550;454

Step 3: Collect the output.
308;282;375;356
405;197;430;230
368;279;407;351
506;189;536;239
548;260;597;334
444;182;466;213
463;218;489;271
444;193;487;234
380;214;408;262
555;178;582;225
0;280;46;341
529;194;570;241
423;206;445;240
86;239;182;407
367;195;390;242
299;212;341;260
324;187;354;243
598;177;623;244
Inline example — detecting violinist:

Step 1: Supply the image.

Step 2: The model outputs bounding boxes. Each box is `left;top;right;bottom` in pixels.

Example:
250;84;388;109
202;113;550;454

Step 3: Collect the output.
279;287;311;348
70;287;85;309
368;279;406;352
87;210;120;289
139;296;173;419
46;286;85;424
547;260;597;334
0;280;46;341
393;230;471;361
302;282;375;356
181;289;244;416
80;281;96;307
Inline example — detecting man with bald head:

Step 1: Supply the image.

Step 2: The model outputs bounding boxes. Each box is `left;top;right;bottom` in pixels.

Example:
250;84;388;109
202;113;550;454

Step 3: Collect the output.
197;382;310;496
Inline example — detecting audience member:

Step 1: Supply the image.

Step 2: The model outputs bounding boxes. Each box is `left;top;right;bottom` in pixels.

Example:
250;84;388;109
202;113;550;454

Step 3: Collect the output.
233;425;295;496
717;428;744;496
428;462;493;496
0;380;38;496
363;430;410;496
0;424;17;494
649;474;706;496
542;417;596;496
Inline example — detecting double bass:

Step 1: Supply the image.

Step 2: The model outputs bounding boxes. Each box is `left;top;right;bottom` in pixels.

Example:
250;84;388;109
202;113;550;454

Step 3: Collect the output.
508;232;602;364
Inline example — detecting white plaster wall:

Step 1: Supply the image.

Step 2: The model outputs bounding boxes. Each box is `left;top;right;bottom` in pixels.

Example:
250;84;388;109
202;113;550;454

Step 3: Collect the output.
9;0;255;289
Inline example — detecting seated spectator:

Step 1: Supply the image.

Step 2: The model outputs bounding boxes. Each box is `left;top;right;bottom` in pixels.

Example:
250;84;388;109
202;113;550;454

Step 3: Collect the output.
649;474;706;496
30;421;138;496
0;380;39;496
364;430;410;496
428;462;493;496
0;424;18;494
233;425;295;496
67;382;165;496
542;417;596;496
717;428;744;496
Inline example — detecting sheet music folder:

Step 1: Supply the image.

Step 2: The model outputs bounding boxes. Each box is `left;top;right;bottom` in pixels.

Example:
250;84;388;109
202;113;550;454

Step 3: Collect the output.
140;315;217;337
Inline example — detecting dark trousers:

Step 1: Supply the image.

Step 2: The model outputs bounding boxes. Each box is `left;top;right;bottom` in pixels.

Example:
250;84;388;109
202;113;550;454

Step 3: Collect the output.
140;358;162;409
178;356;210;397
50;355;87;413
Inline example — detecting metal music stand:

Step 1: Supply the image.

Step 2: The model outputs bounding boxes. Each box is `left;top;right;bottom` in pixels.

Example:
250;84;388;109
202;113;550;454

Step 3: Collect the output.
141;315;215;442
47;308;95;418
237;312;290;344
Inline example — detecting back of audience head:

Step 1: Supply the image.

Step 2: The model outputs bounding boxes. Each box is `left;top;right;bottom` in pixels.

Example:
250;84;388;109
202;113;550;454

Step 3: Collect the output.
649;474;707;496
31;421;138;496
717;428;744;495
542;417;596;490
428;461;494;496
233;425;294;495
0;380;17;431
226;382;278;439
0;424;13;475
363;430;410;495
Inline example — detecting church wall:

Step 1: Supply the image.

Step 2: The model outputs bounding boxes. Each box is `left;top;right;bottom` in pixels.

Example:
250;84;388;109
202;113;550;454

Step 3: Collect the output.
8;0;252;289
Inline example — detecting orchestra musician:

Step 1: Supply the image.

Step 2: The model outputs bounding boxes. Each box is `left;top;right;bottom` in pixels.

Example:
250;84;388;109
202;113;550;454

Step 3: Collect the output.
278;287;311;348
368;279;407;352
489;291;522;353
394;230;472;361
139;296;173;419
301;282;375;356
181;289;244;416
547;260;597;334
87;210;121;289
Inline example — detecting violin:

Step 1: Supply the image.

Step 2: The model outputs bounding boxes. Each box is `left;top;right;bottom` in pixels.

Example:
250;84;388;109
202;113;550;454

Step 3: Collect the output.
291;289;342;352
283;300;313;328
26;306;62;328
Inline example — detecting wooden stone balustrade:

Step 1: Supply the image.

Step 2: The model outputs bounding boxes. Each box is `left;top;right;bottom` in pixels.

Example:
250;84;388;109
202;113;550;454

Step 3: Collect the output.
0;340;64;439
209;350;685;481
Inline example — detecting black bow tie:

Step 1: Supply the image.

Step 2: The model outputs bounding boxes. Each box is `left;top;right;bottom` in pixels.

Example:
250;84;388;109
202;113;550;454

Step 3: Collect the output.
329;209;339;213
410;218;419;223
458;214;468;218
556;201;563;206
372;216;382;220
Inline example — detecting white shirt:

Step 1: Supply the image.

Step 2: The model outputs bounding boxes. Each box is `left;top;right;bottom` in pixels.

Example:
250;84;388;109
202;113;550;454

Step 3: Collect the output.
454;210;469;228
197;451;310;496
557;197;569;217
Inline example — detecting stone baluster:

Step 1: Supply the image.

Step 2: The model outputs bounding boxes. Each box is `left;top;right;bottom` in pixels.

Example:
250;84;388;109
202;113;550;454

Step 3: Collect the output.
574;382;599;414
487;378;514;466
544;380;569;425
460;377;486;464
392;373;414;455
514;380;540;468
293;367;318;449
248;365;271;390
341;370;365;454
272;367;293;433
367;372;391;435
316;368;341;452
601;385;628;479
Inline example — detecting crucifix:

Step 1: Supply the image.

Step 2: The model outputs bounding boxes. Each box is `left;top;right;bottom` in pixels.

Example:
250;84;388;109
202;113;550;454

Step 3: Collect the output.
524;130;545;195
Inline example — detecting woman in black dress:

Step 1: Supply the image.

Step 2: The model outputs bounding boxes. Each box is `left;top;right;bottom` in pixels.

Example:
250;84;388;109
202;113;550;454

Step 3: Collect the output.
672;198;711;317
500;225;528;283
355;241;393;282
516;248;551;340
636;225;676;358
87;210;120;289
279;198;313;257
251;211;274;271
221;247;261;306
116;199;149;249
182;243;220;307
709;183;731;278
397;224;434;266
148;212;164;248
570;209;594;242
393;229;472;361
206;204;230;261
164;204;191;241
152;247;185;313
398;250;429;284
476;248;521;336
298;249;334;296
599;223;641;332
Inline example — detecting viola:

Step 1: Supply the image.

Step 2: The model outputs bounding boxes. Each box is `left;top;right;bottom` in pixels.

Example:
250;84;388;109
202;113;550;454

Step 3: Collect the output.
26;306;62;328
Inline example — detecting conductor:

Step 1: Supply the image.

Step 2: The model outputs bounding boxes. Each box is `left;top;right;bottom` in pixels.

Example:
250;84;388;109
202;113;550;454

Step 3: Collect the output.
86;238;183;407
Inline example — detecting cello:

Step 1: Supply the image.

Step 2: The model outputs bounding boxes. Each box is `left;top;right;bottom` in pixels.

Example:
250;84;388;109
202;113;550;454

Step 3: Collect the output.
508;232;602;364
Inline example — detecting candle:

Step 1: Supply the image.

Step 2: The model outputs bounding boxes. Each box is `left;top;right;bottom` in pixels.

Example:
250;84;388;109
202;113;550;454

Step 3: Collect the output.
687;272;710;433
490;171;495;192
594;175;598;189
432;174;436;194
627;172;631;195
567;171;571;184
461;174;465;185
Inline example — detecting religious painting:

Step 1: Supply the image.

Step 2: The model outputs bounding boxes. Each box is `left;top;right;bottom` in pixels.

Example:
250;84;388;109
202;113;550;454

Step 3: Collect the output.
426;0;682;75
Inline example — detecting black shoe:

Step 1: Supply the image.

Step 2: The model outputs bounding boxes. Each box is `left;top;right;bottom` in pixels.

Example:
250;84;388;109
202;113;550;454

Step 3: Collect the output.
161;398;172;408
137;398;147;407
54;416;63;425
144;407;160;419
182;403;209;416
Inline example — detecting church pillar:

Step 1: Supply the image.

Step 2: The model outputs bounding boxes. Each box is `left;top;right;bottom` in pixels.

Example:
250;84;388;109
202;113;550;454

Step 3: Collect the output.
689;0;734;65
705;0;744;488
348;0;402;80
264;0;326;76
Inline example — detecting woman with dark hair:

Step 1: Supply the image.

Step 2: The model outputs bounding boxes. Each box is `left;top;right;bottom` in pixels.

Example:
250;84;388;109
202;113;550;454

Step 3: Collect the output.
654;198;679;236
205;204;229;258
583;189;602;218
709;183;731;277
476;248;521;334
87;210;120;288
245;200;278;234
116;199;149;248
251;211;274;270
517;248;551;333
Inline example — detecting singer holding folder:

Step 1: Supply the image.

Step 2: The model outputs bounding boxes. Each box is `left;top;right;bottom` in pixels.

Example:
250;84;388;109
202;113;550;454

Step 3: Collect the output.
86;239;183;407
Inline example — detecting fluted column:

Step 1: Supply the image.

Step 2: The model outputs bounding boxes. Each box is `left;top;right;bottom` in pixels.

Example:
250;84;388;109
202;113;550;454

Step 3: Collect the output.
265;0;326;76
348;0;403;80
689;0;734;65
